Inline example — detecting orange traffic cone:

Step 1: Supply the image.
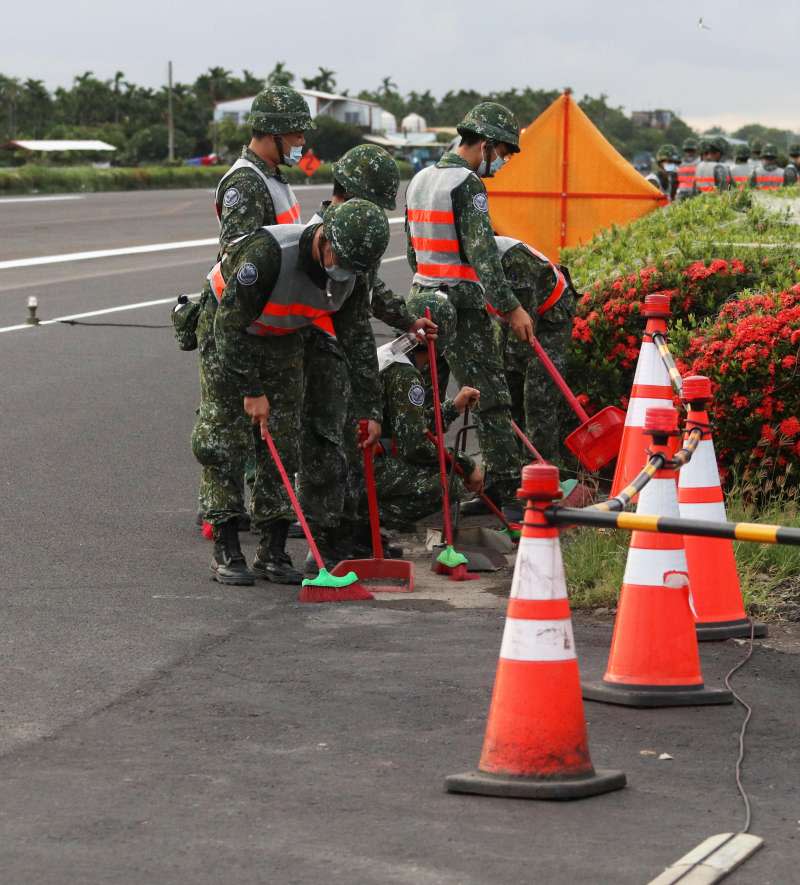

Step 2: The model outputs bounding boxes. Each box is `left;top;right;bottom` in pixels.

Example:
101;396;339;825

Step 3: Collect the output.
678;376;767;641
583;408;733;707
446;464;626;800
611;294;679;498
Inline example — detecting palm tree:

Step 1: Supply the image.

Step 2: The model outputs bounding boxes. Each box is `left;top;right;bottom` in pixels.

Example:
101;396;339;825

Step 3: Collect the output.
267;62;294;88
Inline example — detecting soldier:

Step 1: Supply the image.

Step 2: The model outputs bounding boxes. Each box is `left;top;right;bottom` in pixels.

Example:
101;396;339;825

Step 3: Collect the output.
370;292;483;530
297;145;437;568
207;200;390;585
693;137;732;194
749;139;764;169
645;144;680;201
788;143;800;174
405;101;534;512
495;236;577;467
750;144;797;189
675;137;700;201
729;144;752;189
193;86;314;539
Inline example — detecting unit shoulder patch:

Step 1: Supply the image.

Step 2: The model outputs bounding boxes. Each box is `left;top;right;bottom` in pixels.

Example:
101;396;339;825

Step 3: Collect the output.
472;193;488;213
408;383;426;407
236;262;259;286
222;187;241;209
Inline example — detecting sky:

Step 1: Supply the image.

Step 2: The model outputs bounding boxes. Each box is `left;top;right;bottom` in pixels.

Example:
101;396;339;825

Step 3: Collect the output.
4;0;799;132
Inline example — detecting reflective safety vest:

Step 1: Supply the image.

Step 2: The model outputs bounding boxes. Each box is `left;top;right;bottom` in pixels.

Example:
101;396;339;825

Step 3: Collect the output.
207;224;353;338
694;160;729;193
405;165;480;286
494;236;567;317
753;164;786;190
730;163;752;189
214;157;301;225
676;160;697;197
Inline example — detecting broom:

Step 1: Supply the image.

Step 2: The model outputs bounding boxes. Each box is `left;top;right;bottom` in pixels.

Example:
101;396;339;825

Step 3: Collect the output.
261;426;373;603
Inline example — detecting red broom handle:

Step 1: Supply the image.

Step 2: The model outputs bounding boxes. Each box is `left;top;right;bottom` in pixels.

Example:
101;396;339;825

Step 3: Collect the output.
425;307;454;546
425;430;512;530
262;426;324;570
509;419;546;464
530;336;589;422
358;419;384;560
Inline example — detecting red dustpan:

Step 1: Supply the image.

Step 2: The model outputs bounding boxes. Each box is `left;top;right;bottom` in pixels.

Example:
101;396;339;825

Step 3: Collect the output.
331;422;415;593
530;336;625;471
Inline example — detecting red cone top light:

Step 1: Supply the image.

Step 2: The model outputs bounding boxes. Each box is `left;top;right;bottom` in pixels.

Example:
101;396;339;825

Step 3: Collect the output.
644;407;679;435
643;293;671;318
682;375;712;403
518;463;562;501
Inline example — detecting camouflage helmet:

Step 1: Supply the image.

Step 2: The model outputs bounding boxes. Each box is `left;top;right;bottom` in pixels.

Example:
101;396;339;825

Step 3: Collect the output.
789;142;800;157
750;139;763;156
762;143;778;159
408;290;457;353
682;137;699;152
711;135;728;156
457;102;521;153
332;144;400;210
656;143;678;162
247;87;315;134
322;199;390;272
734;143;751;162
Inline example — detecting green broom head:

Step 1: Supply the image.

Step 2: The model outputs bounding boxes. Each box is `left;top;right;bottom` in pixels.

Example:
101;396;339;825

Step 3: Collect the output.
302;567;358;588
560;478;578;498
436;545;468;568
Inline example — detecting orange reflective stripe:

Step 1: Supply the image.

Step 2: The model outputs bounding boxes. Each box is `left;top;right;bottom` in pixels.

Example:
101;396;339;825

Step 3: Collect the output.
416;262;479;281
276;202;301;224
312;315;336;336
209;262;225;301
410;236;461;253
262;301;334;320
537;271;567;316
407;209;455;224
249;320;295;335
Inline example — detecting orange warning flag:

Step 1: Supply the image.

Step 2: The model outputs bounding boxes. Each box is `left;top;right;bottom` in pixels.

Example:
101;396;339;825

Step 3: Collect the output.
486;90;666;259
298;148;321;178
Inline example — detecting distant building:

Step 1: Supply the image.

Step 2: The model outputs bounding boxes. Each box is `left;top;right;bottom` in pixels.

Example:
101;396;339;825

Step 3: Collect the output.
214;90;392;134
401;113;427;133
631;109;674;130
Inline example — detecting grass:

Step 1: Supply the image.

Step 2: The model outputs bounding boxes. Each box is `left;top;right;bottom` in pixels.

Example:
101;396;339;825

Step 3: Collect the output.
562;484;800;619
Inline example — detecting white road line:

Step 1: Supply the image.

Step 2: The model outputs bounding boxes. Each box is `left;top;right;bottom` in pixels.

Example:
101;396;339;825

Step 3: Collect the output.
0;218;404;271
0;195;84;204
0;252;409;334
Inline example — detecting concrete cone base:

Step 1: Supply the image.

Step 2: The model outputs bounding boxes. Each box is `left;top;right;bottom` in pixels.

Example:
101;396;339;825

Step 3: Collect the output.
582;680;733;708
445;768;626;801
696;618;768;642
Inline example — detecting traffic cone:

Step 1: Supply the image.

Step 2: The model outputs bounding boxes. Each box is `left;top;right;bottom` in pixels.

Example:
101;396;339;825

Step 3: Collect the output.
678;376;768;641
611;294;679;498
583;408;733;707
446;464;626;800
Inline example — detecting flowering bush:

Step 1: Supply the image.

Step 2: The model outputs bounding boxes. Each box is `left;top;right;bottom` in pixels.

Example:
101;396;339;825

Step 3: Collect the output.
680;287;800;488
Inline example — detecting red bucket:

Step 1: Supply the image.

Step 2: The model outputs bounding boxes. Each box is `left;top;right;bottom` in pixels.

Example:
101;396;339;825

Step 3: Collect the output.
565;405;626;471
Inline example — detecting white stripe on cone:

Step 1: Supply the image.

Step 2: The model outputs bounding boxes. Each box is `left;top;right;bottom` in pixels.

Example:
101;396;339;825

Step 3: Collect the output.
632;341;671;387
509;535;568;601
625;547;689;586
638;476;681;518
679;439;721;490
499;618;577;662
625;396;675;427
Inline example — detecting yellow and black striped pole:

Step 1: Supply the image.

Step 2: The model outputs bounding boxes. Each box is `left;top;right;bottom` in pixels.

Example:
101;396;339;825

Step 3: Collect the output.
546;506;800;546
652;332;683;396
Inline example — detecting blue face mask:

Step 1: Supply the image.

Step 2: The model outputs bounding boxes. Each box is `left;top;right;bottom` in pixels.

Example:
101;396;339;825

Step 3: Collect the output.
282;145;304;166
489;155;506;175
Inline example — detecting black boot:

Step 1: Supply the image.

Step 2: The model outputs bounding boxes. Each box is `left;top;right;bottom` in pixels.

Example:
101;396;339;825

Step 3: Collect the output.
349;524;405;559
211;520;254;586
303;526;348;575
252;521;304;585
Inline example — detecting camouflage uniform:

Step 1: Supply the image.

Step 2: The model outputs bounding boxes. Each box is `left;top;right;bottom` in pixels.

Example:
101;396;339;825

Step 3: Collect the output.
499;242;576;465
406;151;523;504
374;359;475;529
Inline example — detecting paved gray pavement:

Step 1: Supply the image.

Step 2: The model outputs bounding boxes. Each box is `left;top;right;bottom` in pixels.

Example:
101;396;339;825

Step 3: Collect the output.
0;189;798;884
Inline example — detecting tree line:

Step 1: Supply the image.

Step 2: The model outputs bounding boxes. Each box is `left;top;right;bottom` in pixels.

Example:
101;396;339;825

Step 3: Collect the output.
0;62;795;165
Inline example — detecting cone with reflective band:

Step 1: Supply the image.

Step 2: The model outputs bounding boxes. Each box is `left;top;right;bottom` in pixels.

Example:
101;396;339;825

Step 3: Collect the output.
611;294;679;498
678;376;767;641
584;408;733;707
447;464;626;800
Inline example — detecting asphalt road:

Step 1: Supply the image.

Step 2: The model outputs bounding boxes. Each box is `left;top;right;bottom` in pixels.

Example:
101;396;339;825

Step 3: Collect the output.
1;189;798;885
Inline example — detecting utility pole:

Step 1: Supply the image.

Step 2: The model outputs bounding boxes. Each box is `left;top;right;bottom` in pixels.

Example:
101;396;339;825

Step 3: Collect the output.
167;60;175;163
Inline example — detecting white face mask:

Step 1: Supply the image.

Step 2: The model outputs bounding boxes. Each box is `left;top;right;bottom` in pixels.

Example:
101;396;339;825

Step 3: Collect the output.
282;145;304;166
663;162;677;173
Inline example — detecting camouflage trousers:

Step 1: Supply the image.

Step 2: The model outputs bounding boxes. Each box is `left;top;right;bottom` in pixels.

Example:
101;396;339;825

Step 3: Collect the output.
297;329;352;531
191;306;253;527
372;456;466;530
503;311;573;466
192;306;304;532
409;289;523;504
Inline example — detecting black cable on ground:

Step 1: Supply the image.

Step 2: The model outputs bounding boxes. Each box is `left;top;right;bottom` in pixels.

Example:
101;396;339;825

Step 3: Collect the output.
725;618;757;835
57;320;171;329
